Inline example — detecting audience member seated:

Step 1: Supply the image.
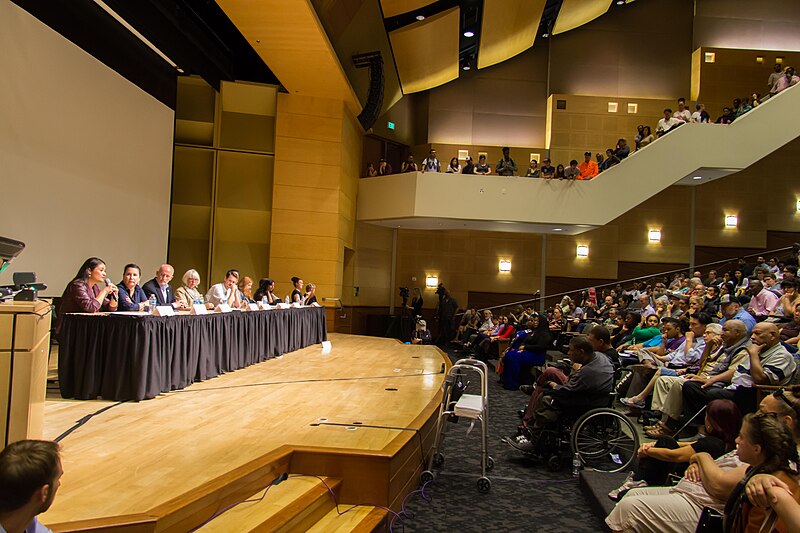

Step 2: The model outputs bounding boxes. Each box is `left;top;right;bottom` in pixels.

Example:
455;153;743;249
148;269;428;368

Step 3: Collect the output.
142;264;179;308
682;322;796;418
466;310;495;348
500;315;552;391
400;155;417;173
609;399;741;501
410;319;432;345
253;278;280;305
602;148;620;170
116;263;148;312
303;283;317;305
175;269;203;308
206;269;245;309
505;336;613;454
525;159;540;177
773;278;799;320
616;314;661;354
716;106;735;124
445;157;461;174
595;152;605;170
767;64;784;95
565;300;584;332
0;439;63;533
238;276;254;304
633;125;644;149
496;147;517;176
672;97;692;123
656;108;681;137
691;103;710;123
474;154;491;174
747;280;779;321
564;159;581;179
780;306;800;349
540;157;555;178
615;138;630;160
57;257;118;333
771;66;799;96
719;294;757;333
474;315;515;360
377;158;392;175
578;151;598;179
639;126;655;147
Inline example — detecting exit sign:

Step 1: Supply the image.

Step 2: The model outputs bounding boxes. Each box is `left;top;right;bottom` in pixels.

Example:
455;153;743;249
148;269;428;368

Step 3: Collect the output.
387;121;395;130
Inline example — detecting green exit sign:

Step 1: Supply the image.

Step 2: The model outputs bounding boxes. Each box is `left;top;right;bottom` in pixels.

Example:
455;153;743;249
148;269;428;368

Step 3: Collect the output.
387;121;395;130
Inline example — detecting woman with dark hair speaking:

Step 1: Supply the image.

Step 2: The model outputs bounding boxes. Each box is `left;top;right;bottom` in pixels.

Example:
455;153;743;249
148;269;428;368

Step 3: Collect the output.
57;257;118;333
116;263;148;311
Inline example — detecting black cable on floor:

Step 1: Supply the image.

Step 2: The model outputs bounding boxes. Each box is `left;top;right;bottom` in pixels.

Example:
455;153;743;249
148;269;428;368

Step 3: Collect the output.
54;401;125;442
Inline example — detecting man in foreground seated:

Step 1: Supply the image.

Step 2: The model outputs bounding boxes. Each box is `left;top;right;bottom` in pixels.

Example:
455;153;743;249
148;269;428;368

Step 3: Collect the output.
682;321;795;417
504;336;613;454
0;439;63;533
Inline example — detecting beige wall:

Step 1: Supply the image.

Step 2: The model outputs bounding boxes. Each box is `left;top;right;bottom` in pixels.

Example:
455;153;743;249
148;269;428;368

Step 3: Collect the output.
694;0;800;51
269;93;361;301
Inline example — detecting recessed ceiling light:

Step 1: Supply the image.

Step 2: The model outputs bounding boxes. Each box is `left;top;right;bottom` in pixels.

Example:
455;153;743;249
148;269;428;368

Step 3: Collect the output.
693;176;702;180
462;64;471;71
464;30;475;38
616;0;624;4
541;32;549;38
553;228;563;232
415;14;425;21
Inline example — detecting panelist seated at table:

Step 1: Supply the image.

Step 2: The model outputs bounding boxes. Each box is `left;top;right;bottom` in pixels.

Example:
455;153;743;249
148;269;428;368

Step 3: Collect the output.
206;269;247;310
238;276;254;304
142;264;183;308
175;269;203;308
254;278;281;305
305;283;317;305
116;263;148;312
57;257;118;333
290;276;305;304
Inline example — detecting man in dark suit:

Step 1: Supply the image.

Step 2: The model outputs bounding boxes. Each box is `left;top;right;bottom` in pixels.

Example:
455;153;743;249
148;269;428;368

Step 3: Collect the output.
142;264;179;307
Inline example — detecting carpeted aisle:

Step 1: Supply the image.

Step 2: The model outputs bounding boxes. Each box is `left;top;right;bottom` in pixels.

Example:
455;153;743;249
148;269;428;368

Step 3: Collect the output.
401;348;606;532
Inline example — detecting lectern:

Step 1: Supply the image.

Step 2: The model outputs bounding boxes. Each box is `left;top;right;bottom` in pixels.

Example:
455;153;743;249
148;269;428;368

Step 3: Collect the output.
0;299;51;447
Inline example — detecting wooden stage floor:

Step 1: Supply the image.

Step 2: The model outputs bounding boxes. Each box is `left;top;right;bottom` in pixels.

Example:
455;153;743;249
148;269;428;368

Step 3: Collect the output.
39;333;447;530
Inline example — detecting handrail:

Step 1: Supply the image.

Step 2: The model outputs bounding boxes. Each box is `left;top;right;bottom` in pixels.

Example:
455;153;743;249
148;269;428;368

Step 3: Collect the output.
475;245;795;314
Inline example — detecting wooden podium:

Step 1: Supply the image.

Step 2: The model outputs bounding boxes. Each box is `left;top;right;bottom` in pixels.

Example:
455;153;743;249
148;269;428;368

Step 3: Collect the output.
0;299;52;447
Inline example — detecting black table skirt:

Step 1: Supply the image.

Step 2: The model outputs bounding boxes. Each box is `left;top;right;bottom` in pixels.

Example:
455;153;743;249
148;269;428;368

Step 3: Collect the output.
58;307;327;401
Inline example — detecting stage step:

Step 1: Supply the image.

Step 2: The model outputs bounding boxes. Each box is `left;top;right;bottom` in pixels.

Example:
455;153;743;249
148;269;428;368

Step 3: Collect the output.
198;475;342;532
579;470;629;532
305;506;388;533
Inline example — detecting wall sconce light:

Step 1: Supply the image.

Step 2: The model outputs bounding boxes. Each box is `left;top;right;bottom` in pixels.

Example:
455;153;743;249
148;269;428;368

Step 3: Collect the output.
796;199;800;212
704;52;716;63
648;229;662;242
725;215;738;228
458;149;469;161
756;56;764;63
499;259;512;273
627;103;638;114
776;57;784;64
576;244;589;258
426;275;438;288
607;102;618;113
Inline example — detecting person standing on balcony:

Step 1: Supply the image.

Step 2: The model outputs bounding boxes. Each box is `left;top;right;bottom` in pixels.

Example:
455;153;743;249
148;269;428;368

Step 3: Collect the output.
378;158;392;175
461;156;475;174
525;159;540;177
715;107;735;124
691;103;709;123
673;98;692;123
656;108;681;137
615;138;630;160
771;66;799;96
540;157;555;178
400;154;417;173
474;154;491;174
578;152;598;180
421;149;440;173
768;63;784;92
496;147;517;176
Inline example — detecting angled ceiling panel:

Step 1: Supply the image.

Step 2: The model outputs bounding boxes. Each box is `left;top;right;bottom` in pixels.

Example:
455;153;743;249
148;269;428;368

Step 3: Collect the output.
380;0;436;19
478;0;546;70
553;0;612;35
389;7;460;94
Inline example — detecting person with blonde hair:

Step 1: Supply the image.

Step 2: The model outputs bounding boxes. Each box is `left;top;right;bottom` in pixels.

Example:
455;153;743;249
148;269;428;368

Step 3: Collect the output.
175;269;202;308
238;276;254;304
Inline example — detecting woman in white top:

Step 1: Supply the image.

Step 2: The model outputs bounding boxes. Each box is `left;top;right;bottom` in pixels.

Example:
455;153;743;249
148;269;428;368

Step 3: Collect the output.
445;157;461;174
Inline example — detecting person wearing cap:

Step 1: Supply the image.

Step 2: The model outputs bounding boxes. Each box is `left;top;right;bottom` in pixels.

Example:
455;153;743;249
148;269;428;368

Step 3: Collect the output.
719;294;757;333
540;158;555;179
461;155;475;174
524;159;540;177
578;151;598;180
495;147;517;176
410;319;431;345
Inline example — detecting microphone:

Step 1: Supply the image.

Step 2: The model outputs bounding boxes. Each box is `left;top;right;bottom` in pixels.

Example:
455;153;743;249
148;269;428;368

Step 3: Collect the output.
104;277;118;301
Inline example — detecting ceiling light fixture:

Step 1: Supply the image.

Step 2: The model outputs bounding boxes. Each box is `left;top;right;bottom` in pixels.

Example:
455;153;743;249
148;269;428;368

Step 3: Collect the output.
542;32;549;38
462;64;471;71
464;30;475;38
553;228;563;232
693;176;702;180
416;14;425;21
616;0;624;4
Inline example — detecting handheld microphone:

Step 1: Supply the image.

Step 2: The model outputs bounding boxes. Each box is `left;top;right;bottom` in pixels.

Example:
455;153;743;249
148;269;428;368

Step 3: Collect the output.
104;277;118;301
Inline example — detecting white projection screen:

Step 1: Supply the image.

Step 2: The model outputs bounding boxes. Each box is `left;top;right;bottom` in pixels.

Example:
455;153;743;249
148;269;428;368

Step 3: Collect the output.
0;1;175;295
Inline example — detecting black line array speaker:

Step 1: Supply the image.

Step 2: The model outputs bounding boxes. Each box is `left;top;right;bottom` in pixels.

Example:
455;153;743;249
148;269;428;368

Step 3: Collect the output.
352;52;384;131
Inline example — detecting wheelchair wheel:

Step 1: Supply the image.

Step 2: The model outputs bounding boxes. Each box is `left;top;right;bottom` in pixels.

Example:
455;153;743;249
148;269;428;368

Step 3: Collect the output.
546;455;562;472
570;408;638;473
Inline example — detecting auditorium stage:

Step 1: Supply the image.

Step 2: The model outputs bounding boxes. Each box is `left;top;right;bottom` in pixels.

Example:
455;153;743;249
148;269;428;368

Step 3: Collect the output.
40;334;448;532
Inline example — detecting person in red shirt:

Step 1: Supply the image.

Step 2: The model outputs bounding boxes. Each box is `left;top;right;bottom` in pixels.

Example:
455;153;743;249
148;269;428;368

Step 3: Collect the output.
578;151;599;180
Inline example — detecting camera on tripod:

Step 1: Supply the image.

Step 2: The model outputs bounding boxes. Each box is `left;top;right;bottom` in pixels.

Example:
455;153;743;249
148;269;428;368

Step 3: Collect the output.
399;286;410;307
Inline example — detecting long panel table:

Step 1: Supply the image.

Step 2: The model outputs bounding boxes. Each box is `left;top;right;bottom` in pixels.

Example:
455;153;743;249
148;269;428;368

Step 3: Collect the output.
58;307;327;401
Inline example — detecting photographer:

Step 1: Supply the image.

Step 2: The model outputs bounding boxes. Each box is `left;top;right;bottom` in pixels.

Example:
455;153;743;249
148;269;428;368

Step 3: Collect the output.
411;319;432;345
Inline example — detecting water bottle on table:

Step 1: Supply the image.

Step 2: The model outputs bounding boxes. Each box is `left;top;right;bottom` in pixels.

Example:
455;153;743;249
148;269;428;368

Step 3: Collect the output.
148;294;157;313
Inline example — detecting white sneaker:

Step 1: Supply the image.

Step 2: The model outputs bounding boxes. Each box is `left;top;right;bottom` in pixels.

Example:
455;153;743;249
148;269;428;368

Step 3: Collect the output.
608;473;647;501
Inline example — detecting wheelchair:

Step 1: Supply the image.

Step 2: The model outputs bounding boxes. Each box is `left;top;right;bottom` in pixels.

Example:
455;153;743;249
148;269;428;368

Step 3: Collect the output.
523;396;639;473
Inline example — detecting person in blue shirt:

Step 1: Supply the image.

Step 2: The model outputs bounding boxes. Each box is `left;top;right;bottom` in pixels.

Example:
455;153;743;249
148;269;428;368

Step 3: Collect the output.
719;294;757;333
116;263;148;312
0;439;62;533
